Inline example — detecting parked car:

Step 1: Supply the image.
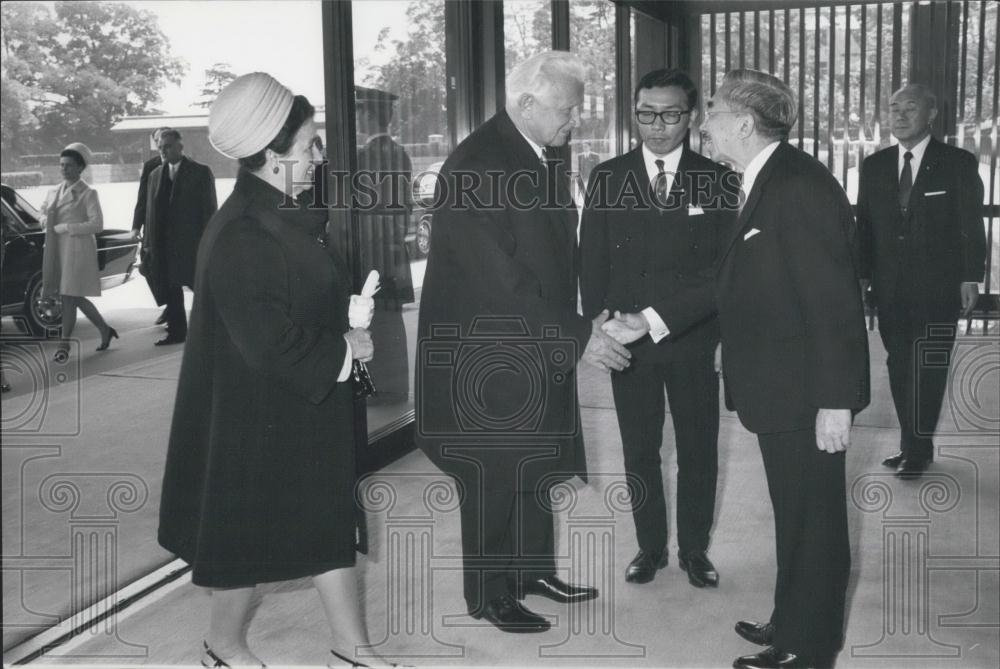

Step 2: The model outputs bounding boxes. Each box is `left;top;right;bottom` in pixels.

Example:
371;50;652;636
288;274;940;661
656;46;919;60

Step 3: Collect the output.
1;183;140;336
407;160;442;259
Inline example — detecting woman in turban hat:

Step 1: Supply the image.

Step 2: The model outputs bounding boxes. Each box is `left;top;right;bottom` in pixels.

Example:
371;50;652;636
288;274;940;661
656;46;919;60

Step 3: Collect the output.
157;73;386;668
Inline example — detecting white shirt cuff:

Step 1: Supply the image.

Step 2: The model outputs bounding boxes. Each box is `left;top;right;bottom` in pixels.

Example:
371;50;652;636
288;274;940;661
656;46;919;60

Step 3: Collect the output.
338;338;353;382
641;307;670;344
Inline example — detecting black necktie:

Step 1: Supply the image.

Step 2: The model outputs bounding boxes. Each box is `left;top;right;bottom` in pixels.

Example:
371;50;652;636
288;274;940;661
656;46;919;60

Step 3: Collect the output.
899;150;913;213
654;159;669;206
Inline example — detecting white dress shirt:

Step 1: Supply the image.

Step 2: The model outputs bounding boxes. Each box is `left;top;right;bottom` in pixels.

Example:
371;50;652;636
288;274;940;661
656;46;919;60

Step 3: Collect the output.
741;141;781;204
641;141;683;193
897;133;931;178
637;142;685;343
167;160;180;181
516;126;545;161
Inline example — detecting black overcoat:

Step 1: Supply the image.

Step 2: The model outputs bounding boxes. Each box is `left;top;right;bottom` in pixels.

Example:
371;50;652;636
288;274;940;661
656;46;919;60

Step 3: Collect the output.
142;156;217;303
158;171;357;588
414;110;592;494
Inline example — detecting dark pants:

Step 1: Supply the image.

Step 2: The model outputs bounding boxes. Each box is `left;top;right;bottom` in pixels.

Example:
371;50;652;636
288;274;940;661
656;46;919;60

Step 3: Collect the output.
878;300;957;461
164;284;187;339
442;446;556;613
758;428;850;665
611;348;719;556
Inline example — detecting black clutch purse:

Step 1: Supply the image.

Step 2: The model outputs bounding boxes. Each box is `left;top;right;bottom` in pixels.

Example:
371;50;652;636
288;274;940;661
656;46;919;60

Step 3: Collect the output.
352;360;377;399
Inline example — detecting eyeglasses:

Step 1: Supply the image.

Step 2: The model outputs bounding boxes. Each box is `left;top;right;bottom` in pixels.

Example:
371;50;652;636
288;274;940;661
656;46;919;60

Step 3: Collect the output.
635;109;691;125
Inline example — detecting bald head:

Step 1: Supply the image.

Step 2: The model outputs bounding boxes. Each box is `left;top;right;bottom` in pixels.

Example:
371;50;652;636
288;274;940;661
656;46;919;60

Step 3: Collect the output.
890;84;937;148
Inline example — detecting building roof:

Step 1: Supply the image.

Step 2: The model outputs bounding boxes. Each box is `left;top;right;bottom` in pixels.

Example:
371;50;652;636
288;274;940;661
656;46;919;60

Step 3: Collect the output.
111;107;327;133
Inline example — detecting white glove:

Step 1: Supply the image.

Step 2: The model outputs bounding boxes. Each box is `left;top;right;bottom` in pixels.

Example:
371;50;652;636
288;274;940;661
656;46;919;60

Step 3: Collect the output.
349;295;375;329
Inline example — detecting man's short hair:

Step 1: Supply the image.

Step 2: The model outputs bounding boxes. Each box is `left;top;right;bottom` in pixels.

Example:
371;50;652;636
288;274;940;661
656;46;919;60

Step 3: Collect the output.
718;69;797;141
151;126;172;141
506;51;585;107
892;83;938;109
159;129;182;143
634;68;698;111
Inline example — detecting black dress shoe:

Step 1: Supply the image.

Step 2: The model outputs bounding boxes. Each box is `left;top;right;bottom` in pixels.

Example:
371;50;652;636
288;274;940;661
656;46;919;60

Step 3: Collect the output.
155;335;186;346
517;575;598;603
881;452;904;468
625;549;668;583
733;646;810;668
896;457;931;479
679;551;719;587
735;620;775;646
471;594;550;633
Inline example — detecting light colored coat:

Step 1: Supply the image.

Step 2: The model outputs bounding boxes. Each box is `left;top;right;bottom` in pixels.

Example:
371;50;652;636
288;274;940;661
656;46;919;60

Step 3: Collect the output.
41;179;103;297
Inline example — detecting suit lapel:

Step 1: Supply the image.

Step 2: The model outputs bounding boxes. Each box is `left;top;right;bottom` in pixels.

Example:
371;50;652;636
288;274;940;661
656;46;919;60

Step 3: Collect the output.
721;142;784;263
495;112;574;272
908;137;941;210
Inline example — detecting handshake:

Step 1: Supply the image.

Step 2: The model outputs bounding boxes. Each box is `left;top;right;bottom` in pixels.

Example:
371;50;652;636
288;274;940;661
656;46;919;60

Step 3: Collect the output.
582;309;650;372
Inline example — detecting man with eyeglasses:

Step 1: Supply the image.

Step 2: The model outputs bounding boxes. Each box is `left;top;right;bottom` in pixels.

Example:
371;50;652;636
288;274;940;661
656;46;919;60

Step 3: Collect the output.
580;68;739;589
609;68;869;669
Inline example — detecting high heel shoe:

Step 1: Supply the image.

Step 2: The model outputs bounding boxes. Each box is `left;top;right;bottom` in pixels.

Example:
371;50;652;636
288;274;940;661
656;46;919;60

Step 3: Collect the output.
328;649;410;668
202;642;230;668
97;326;118;352
201;641;267;669
329;649;368;668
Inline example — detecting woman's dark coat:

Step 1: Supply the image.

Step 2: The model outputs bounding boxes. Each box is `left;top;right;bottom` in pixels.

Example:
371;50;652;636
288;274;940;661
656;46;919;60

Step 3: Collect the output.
158;171;357;587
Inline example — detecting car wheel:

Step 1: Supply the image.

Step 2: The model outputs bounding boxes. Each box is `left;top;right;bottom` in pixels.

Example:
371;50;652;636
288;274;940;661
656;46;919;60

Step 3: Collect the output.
416;215;432;258
23;274;62;338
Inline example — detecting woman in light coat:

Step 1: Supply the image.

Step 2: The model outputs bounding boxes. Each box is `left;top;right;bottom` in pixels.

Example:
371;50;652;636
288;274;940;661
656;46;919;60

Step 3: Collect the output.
41;143;118;357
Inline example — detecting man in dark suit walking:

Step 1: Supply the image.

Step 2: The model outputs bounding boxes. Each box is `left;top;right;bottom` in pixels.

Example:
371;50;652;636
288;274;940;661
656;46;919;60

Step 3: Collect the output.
857;84;986;479
580;68;737;588
607;69;869;668
132;126;170;325
136;129;217;346
416;50;632;634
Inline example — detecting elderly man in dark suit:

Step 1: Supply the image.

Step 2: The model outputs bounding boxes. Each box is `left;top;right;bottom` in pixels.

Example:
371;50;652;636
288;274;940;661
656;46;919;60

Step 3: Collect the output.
581;68;738;588
857;84;987;479
132;126;170;325
416;50;632;633
607;69;869;668
136;129;217;346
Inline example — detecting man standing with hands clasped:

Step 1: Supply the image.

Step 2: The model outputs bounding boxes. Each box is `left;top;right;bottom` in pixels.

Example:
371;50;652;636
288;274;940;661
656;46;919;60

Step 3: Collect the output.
605;69;869;669
857;84;986;480
581;68;737;589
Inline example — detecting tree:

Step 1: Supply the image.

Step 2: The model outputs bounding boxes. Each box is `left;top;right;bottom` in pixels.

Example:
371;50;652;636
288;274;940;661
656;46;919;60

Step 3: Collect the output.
365;2;448;147
195;62;237;108
1;1;185;158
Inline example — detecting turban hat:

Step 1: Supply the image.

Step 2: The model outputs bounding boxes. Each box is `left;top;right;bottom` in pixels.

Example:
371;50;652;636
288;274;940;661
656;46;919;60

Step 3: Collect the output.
209;72;294;159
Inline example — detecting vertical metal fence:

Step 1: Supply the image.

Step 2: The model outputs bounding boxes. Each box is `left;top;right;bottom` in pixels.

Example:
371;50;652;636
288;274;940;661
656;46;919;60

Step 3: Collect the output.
694;1;998;293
